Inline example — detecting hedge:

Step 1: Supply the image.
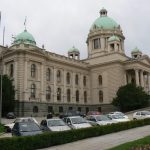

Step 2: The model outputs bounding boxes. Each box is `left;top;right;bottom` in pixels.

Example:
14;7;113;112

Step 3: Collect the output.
0;119;150;150
0;123;5;133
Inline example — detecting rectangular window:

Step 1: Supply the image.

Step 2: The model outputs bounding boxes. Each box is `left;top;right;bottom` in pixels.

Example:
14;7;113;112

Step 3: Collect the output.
93;38;100;49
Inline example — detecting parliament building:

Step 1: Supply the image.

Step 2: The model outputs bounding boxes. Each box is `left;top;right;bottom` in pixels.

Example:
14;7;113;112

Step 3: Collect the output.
0;8;150;116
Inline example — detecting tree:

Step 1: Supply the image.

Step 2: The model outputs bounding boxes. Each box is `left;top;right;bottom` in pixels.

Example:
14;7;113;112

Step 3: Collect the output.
0;75;15;116
112;83;150;112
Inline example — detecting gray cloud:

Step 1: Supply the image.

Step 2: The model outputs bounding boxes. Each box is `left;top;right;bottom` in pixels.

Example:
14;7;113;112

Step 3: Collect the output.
0;0;150;58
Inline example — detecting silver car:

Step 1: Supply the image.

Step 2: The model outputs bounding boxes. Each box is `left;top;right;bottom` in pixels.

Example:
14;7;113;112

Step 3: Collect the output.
133;111;150;120
63;116;92;129
40;118;71;131
86;115;117;126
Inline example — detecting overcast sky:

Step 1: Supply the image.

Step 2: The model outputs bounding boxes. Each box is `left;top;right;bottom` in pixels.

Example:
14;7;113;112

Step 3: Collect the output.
0;0;150;59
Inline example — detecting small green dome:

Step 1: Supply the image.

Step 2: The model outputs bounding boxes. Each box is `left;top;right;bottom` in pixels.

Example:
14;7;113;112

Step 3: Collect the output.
108;35;120;42
68;46;79;53
132;47;140;53
13;29;36;46
91;8;119;30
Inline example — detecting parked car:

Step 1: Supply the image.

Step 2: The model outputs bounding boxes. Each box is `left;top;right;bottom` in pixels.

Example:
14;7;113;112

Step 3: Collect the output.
12;121;42;136
6;112;16;119
108;111;129;119
86;115;117;126
87;111;101;116
40;118;71;132
60;110;86;118
4;117;38;132
107;114;130;122
133;111;150;120
63;116;92;129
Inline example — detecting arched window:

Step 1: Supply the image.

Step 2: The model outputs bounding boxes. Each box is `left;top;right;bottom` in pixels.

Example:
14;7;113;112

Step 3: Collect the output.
84;91;87;103
31;64;36;77
66;72;70;84
75;74;79;85
46;86;51;101
99;90;103;102
83;76;86;86
57;88;61;101
33;106;38;113
67;89;71;102
98;75;102;85
10;64;14;77
31;84;36;98
46;68;51;81
76;90;79;102
57;70;61;83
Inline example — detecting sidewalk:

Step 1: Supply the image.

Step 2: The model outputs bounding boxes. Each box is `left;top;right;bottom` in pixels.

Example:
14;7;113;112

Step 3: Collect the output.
38;125;150;150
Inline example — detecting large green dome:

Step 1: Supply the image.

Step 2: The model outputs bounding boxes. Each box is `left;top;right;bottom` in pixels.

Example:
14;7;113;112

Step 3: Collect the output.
91;8;119;30
13;29;36;46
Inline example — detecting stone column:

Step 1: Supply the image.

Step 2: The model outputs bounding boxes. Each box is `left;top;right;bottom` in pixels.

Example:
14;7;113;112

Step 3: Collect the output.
53;67;57;103
124;71;127;85
140;70;144;87
40;63;45;102
23;60;28;100
135;69;139;86
148;73;150;94
63;70;66;104
14;60;18;100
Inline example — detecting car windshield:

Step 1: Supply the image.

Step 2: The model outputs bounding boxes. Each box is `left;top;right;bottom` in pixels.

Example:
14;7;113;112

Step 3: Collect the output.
96;115;111;121
142;111;150;115
110;115;124;119
71;117;87;124
19;122;40;132
14;118;35;123
48;120;66;126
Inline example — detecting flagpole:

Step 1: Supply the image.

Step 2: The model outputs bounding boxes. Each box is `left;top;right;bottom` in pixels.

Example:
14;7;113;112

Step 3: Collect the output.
0;11;2;124
3;26;5;46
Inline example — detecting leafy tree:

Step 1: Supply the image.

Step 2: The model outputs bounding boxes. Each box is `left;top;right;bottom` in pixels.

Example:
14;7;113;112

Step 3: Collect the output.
112;83;150;112
0;75;15;116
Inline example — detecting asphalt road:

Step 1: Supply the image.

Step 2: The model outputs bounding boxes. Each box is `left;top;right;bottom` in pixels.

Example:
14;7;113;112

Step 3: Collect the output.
38;125;150;150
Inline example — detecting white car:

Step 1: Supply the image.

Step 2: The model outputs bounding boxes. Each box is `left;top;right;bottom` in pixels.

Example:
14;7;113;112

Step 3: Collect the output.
133;111;150;120
108;114;130;122
108;111;129;119
63;116;92;129
86;115;117;126
4;117;38;132
40;118;71;132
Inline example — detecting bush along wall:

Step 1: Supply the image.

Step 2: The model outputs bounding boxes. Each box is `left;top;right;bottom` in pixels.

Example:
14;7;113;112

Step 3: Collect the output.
0;119;150;150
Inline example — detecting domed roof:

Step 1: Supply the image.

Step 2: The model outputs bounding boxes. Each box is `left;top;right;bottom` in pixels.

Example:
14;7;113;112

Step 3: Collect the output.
68;46;79;53
91;8;119;30
132;47;141;53
13;29;36;46
108;35;120;42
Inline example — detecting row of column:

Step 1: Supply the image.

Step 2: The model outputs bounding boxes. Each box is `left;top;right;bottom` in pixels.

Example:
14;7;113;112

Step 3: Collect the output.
135;69;150;92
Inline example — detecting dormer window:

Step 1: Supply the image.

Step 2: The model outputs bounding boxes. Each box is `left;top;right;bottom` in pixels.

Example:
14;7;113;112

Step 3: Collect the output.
93;38;100;49
110;43;114;51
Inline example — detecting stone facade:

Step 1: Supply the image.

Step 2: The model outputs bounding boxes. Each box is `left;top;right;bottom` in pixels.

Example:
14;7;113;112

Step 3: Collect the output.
0;8;150;116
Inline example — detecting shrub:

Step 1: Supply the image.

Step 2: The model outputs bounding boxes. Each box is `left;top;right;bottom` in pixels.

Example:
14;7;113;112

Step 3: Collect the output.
0;119;150;150
0;123;5;133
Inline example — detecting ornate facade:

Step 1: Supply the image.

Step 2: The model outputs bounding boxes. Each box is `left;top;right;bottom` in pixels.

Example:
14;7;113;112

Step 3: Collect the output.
0;8;150;116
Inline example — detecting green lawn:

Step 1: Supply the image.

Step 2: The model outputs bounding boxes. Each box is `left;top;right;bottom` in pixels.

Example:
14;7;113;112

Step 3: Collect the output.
108;136;150;150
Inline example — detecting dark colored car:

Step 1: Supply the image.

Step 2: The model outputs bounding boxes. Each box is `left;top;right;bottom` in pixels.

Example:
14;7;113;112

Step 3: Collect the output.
12;122;42;136
6;112;16;119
